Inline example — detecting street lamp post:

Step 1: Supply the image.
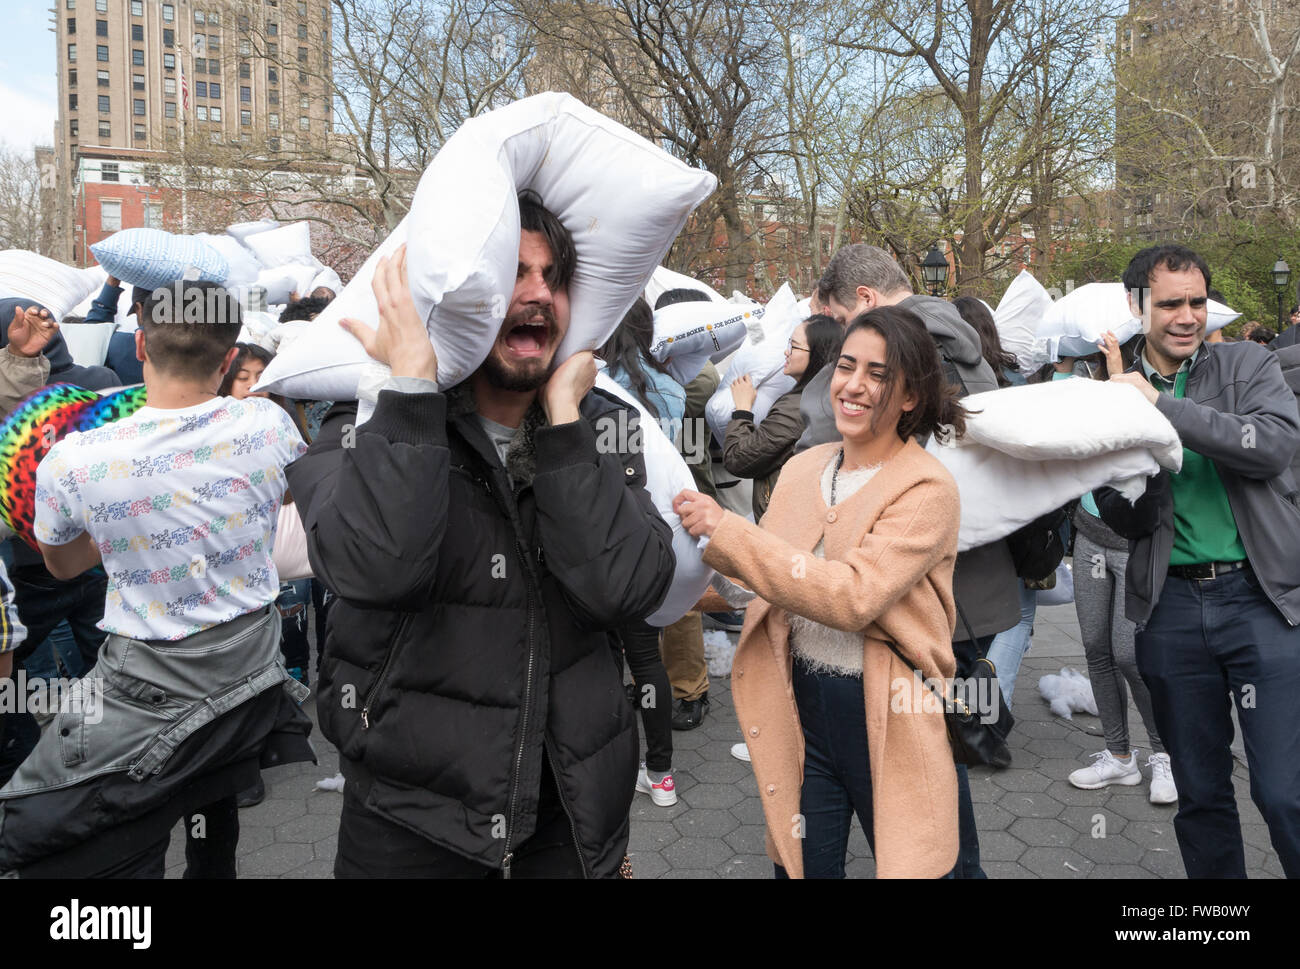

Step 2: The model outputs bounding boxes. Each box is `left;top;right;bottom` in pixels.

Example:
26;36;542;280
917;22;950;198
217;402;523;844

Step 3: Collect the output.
922;245;949;297
1273;256;1291;331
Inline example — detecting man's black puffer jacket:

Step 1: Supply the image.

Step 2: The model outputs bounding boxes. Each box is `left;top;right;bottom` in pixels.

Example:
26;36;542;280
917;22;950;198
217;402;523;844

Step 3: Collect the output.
285;381;675;877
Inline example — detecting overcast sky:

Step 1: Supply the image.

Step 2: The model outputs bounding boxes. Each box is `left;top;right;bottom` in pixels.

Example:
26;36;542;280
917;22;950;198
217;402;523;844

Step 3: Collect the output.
3;5;62;154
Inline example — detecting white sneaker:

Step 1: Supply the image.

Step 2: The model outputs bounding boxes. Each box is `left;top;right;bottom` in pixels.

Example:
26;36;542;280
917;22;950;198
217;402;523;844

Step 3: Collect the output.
635;764;678;806
1147;753;1178;805
730;742;751;763
1068;749;1142;790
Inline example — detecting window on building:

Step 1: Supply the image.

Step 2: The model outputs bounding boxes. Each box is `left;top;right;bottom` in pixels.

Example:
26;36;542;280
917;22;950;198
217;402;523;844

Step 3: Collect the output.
70;119;79;137
209;11;220;25
195;10;205;25
134;123;146;140
197;105;208;120
68;43;76;61
210;106;221;121
163;77;175;94
67;17;76;33
95;0;106;11
195;81;207;97
239;61;250;78
132;23;143;41
96;19;107;36
208;59;220;75
164;101;176;118
298;116;308;130
297;22;307;39
194;57;206;73
97;94;109;112
144;163;159;183
241;109;251;125
194;34;206;55
101;162;118;182
239;39;250;55
163;52;174;68
297;46;307;63
133;73;144;90
209;131;220;143
268;22;278;35
209;82;221;97
66;0;75;8
298;70;307;83
297;0;306;15
97;69;108;86
143;202;163;229
162;3;174;23
267;42;278;58
162;28;173;46
134;98;145;116
269;112;279;127
132;48;144;65
69;93;78;111
269;136;280;151
268;67;278;84
239;14;249;31
299;94;308;108
131;0;143;15
208;35;220;53
240;85;251;102
69;68;78;86
97;120;110;138
268;90;278;105
96;44;108;61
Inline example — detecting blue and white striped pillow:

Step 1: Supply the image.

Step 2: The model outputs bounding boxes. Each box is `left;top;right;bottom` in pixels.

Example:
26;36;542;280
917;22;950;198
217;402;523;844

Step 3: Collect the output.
90;228;230;291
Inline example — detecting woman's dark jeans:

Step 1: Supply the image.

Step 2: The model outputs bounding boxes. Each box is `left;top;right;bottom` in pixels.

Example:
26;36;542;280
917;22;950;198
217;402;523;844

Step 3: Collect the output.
615;619;673;773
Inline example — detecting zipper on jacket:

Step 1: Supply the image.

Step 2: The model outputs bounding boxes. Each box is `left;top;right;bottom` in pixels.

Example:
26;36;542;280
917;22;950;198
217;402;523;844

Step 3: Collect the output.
361;614;413;729
544;741;590;878
502;539;538;877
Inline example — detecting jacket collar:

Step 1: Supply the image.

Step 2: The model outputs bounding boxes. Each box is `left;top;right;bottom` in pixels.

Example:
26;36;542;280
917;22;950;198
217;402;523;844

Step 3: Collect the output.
445;380;547;489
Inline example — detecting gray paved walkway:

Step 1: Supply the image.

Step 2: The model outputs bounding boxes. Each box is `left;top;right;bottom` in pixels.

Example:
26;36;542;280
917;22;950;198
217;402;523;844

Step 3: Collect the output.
165;600;1282;878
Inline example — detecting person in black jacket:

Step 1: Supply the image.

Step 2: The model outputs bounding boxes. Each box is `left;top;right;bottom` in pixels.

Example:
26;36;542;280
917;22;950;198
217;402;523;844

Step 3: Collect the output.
285;193;675;878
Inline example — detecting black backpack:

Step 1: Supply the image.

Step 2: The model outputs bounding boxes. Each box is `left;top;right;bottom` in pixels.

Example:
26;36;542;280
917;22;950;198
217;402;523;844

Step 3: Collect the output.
1005;504;1072;582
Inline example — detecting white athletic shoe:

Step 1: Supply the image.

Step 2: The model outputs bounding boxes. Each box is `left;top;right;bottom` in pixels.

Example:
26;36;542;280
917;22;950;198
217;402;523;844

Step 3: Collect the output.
1147;753;1178;805
635;764;678;806
730;742;751;763
1068;749;1142;790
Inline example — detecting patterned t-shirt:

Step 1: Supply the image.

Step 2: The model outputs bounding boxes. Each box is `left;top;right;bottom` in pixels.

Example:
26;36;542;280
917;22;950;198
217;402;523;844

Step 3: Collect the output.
34;395;308;641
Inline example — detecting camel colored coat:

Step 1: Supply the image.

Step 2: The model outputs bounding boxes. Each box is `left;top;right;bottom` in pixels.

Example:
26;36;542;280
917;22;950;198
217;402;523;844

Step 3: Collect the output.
701;439;961;878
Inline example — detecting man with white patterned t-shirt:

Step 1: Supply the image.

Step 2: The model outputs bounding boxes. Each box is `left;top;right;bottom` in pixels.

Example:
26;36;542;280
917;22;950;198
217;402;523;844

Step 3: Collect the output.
0;280;315;879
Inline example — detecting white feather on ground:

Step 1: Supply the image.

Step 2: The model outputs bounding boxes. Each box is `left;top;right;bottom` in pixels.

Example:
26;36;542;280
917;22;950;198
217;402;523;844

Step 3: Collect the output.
1037;667;1099;719
703;629;737;677
314;773;345;792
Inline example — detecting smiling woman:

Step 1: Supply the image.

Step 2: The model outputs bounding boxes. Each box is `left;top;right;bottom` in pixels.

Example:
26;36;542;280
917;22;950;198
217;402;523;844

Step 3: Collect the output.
672;306;973;878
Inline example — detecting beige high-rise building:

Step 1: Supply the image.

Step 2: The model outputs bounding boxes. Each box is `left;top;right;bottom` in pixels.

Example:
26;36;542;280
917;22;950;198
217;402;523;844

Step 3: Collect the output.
53;0;335;263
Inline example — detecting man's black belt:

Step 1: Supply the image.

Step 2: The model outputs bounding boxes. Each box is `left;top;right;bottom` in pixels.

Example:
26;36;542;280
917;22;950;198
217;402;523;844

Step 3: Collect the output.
1167;560;1249;581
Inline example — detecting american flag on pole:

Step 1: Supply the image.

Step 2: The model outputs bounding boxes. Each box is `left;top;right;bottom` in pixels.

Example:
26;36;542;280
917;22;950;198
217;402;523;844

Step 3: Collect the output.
179;57;190;114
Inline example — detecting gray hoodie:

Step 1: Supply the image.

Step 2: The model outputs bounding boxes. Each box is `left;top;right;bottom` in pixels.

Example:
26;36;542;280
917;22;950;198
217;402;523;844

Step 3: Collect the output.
791;293;1021;643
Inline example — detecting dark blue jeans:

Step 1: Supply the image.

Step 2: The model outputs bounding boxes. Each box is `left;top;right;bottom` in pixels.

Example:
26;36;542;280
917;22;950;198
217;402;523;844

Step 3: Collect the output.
1137;567;1300;878
778;655;965;879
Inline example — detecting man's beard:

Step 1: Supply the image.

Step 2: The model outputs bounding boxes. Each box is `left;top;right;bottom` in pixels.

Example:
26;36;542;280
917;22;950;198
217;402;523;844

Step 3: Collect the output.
481;348;550;392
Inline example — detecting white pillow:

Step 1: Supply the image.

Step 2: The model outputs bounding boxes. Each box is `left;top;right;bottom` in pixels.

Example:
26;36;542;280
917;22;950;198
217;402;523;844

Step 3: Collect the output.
1034;282;1240;361
226;218;279;243
250;263;319;305
308;266;342;295
244;221;315;269
645;265;725;309
705;285;804;445
90;229;228;291
595;370;713;627
257;92;716;399
651;300;756;385
0;250;102;320
196;232;262;287
995;270;1051;374
59;321;118;367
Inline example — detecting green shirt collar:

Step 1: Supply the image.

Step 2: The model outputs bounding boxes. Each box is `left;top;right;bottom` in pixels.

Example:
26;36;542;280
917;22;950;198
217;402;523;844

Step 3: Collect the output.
1140;344;1200;389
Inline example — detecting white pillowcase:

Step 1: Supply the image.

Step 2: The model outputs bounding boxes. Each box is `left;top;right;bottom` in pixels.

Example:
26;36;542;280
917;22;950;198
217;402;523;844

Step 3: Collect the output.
252;263;319;305
594;370;713;627
0;250;103;320
645;265;725;309
995;270;1052;374
226;219;279;243
257;92;716;399
90;228;228;291
244;221;316;269
705;285;804;445
651;300;756;386
59;321;118;367
195;232;262;287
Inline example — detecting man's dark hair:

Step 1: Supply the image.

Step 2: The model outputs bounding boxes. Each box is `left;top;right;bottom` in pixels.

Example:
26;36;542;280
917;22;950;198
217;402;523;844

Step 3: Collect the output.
1207;288;1227;304
279;294;332;323
518;189;576;291
843;305;969;442
654;287;713;311
139;280;242;381
1122;245;1212;311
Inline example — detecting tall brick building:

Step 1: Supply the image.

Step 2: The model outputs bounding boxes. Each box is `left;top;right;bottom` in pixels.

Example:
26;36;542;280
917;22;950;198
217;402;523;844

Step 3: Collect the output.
53;0;334;264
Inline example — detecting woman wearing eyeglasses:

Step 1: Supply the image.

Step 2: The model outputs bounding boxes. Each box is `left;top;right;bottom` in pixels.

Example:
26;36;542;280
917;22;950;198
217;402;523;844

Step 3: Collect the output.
723;314;843;521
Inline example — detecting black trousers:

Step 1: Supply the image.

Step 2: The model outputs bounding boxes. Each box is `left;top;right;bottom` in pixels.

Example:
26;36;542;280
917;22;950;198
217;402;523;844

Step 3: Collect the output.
614;620;674;773
334;757;587;878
